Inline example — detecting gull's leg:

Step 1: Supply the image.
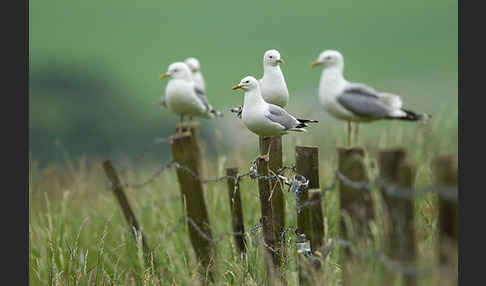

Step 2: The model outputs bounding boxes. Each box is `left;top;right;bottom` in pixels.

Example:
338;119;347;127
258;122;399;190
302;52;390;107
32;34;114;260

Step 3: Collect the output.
354;123;360;145
347;121;352;147
178;115;184;135
261;137;273;162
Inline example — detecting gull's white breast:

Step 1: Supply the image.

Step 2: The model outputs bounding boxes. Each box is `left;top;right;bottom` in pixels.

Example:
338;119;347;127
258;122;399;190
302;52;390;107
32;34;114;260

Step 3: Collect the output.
166;79;206;116
319;77;359;121
260;79;289;108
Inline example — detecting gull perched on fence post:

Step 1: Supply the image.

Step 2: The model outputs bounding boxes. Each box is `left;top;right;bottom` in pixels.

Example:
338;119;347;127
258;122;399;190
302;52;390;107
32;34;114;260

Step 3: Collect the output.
232;76;317;138
184;57;222;118
185;57;206;97
311;50;429;146
231;49;289;118
160;62;222;130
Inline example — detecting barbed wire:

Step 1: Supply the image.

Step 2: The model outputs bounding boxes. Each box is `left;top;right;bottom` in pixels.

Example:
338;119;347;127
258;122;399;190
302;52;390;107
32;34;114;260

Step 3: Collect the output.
105;145;456;280
321;170;458;202
155;215;445;278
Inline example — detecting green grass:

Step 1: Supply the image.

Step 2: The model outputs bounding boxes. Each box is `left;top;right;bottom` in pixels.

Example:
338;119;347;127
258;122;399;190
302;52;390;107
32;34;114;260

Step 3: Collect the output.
29;107;457;285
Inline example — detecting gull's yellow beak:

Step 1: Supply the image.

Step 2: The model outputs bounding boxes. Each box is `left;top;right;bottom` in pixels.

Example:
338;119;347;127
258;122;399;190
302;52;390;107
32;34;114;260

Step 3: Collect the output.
232;84;242;91
277;58;284;64
310;61;321;68
160;73;169;79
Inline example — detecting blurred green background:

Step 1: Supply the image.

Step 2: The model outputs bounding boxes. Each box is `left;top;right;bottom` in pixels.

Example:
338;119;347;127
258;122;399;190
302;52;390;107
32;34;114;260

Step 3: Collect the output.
29;0;457;165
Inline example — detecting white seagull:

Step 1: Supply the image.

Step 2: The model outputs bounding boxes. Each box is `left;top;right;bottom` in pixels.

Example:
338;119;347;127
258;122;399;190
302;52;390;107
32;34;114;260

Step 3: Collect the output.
184;57;206;96
184;57;222;117
160;62;221;126
231;49;289;118
311;50;429;146
231;76;317;137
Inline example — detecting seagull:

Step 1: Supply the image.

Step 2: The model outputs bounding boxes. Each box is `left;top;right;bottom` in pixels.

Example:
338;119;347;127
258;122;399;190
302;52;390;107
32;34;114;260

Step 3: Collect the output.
311;50;429;146
231;49;289;118
159;62;221;128
184;57;222;117
231;76;317;137
184;57;206;96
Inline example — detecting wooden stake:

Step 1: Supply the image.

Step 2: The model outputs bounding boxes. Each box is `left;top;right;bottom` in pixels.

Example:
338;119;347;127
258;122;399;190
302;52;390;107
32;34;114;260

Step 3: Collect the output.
102;160;152;261
432;155;458;286
296;146;324;252
378;148;417;286
257;136;280;285
226;167;246;255
337;147;373;285
172;130;215;282
337;147;373;241
259;136;286;249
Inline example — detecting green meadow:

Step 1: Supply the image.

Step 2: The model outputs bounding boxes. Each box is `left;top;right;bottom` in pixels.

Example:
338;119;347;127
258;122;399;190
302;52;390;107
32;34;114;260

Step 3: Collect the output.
29;0;457;285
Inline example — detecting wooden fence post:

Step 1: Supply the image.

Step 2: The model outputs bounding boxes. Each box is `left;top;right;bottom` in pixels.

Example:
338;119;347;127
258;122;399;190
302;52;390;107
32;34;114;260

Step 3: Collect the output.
378;148;417;286
295;146;324;285
171;129;215;283
226;167;246;255
257;136;280;285
259;136;286;251
337;147;373;285
432;155;458;286
295;146;324;253
102;161;152;262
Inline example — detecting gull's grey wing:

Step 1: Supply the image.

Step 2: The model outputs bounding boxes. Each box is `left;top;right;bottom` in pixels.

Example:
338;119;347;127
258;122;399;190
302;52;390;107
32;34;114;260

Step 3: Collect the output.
265;104;300;130
194;86;212;112
336;83;391;118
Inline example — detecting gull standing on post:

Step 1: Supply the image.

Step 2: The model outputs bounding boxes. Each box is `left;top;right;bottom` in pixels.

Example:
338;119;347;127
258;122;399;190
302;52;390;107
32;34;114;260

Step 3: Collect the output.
159;62;220;129
184;57;222;118
231;49;289;118
232;76;317;137
311;50;429;146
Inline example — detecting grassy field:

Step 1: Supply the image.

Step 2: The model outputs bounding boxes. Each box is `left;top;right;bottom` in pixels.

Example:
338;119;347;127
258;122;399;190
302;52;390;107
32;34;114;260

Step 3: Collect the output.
29;103;457;285
29;0;457;284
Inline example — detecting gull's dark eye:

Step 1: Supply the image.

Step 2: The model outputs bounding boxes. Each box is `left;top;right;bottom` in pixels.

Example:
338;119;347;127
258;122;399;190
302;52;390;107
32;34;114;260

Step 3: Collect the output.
173;69;178;72
245;80;249;83
326;56;332;60
269;56;273;58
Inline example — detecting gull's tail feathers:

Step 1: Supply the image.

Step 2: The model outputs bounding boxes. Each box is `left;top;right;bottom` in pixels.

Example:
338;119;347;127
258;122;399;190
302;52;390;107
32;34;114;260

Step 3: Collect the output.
288;128;307;133
230;106;243;119
210;109;224;117
295;118;319;129
297;118;319;124
389;108;431;123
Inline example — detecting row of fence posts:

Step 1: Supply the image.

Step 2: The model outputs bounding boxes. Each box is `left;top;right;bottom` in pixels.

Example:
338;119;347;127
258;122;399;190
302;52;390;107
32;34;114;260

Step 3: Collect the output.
102;124;457;285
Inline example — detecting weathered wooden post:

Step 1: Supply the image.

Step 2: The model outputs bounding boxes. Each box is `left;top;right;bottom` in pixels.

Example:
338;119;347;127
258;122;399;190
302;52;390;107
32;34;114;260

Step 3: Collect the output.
295;146;324;285
378;148;417;286
102;161;152;261
226;167;246;255
259;136;286;249
432;155;458;286
296;146;324;252
337;147;373;285
256;155;279;284
171;127;215;283
257;136;280;285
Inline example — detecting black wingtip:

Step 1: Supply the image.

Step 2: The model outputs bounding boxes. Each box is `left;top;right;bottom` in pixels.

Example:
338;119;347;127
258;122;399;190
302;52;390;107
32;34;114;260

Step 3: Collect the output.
210;109;224;117
391;109;430;123
297;118;319;124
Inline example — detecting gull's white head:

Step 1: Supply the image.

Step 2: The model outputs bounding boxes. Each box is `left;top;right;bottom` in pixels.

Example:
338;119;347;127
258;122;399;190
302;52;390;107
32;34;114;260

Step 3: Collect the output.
232;76;259;91
160;62;192;80
184;57;200;73
311;50;344;71
263;49;284;67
